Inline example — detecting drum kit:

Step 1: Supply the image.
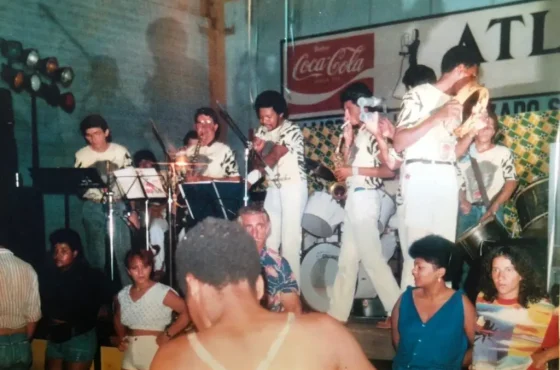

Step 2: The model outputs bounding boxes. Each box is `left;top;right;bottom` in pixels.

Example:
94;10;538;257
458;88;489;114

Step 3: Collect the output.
299;158;399;313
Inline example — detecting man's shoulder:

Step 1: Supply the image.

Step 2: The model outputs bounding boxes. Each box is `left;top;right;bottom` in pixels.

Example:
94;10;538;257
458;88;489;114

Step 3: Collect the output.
492;145;513;158
151;335;192;370
280;120;302;135
108;143;130;154
211;141;233;154
75;145;92;158
0;252;37;276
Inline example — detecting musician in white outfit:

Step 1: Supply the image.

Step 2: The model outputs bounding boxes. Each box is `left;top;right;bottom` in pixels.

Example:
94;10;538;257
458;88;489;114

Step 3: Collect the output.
392;45;483;291
248;91;307;285
327;82;400;327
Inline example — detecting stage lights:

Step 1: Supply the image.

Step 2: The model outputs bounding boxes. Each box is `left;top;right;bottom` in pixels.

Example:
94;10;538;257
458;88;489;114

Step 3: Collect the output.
0;39;75;113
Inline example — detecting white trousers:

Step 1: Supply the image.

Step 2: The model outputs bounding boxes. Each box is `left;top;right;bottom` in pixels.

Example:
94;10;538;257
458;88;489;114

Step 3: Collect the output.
328;189;401;320
398;163;458;291
122;336;159;370
264;181;308;285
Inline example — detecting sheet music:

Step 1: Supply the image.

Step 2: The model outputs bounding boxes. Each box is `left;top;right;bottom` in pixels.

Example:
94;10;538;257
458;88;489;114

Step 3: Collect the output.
113;168;166;199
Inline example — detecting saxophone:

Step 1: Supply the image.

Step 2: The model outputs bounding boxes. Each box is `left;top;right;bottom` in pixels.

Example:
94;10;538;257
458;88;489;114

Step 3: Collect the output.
329;122;349;201
186;141;202;178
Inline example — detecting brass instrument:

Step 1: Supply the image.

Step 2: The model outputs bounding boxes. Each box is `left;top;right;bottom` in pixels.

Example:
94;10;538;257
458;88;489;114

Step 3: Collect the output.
329;122;349;201
453;80;490;138
186;141;203;178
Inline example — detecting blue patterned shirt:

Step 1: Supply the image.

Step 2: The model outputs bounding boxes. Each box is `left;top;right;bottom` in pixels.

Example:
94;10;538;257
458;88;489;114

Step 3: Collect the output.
260;248;299;312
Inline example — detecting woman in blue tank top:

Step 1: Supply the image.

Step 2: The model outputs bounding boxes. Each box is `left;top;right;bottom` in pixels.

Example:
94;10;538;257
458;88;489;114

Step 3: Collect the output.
391;235;476;370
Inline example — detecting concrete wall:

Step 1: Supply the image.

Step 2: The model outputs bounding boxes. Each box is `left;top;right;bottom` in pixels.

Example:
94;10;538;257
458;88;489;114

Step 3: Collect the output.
0;0;210;246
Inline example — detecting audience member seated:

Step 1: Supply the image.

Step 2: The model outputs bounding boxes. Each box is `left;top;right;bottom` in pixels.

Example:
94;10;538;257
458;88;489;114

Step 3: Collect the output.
391;235;476;370
473;245;559;369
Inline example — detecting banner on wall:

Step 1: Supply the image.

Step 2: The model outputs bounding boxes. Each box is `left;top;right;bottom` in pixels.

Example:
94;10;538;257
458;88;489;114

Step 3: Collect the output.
281;0;560;121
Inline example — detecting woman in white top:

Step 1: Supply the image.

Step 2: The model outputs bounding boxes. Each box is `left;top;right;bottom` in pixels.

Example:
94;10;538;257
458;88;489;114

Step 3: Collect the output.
114;249;189;370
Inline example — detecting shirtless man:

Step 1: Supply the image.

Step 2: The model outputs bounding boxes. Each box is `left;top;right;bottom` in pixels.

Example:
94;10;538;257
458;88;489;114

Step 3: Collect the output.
151;217;375;370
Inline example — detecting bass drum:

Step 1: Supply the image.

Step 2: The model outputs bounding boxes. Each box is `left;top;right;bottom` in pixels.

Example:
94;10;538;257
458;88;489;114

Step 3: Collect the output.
515;178;548;236
300;242;376;313
302;191;345;238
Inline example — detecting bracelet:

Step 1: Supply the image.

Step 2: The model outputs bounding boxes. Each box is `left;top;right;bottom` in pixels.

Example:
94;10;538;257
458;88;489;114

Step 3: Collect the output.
352;167;359;176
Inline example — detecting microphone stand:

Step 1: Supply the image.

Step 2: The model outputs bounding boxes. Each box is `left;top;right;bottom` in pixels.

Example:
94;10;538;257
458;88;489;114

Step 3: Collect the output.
216;102;268;207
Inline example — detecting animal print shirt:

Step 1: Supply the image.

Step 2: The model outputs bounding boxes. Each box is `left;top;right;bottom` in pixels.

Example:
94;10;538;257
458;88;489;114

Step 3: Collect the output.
347;128;383;190
458;144;516;203
181;142;239;179
255;119;306;188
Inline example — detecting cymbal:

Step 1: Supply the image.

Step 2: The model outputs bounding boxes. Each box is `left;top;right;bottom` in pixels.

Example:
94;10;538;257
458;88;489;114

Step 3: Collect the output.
304;157;336;182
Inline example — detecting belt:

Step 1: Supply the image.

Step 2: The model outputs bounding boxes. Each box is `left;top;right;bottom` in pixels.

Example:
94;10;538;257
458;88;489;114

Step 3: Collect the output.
470;202;485;207
405;159;456;166
353;187;380;192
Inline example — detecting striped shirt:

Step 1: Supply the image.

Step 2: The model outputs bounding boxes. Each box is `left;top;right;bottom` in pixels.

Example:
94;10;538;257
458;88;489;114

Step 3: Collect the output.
0;248;42;329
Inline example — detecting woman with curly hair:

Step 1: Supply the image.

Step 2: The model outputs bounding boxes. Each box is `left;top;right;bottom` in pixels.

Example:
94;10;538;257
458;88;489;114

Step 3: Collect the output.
473;245;559;369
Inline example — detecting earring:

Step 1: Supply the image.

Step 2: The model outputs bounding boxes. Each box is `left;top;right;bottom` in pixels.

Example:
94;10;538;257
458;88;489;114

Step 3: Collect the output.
438;277;441;283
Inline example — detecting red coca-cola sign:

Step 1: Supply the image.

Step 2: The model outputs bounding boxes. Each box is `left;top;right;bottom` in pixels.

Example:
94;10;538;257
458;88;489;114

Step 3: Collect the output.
283;30;375;120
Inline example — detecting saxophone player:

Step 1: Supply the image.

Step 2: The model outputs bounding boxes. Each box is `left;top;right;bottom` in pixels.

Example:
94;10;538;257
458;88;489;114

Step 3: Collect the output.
327;82;400;328
181;107;240;183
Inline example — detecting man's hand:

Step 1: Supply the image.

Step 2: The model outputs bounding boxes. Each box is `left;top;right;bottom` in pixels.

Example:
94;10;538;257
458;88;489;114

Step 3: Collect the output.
460;200;472;215
127;211;141;229
436;100;463;127
379;116;396;139
156;332;171;347
334;166;352;182
253;137;265;153
363;112;380;136
481;203;500;223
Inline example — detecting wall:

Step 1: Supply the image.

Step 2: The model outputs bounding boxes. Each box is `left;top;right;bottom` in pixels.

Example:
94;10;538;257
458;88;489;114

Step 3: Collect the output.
0;0;210;249
224;0;547;136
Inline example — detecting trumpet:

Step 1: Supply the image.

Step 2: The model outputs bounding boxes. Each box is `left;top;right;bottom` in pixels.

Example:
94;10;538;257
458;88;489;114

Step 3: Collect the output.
329;121;349;201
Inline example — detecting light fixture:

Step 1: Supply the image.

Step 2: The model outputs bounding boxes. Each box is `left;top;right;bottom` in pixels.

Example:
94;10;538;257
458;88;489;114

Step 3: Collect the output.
59;92;75;113
20;49;40;68
26;73;41;93
1;64;25;92
37;57;59;77
54;67;74;87
0;39;23;60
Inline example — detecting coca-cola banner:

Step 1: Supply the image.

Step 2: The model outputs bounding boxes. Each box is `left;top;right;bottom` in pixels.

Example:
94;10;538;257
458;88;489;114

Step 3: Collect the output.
282;0;560;121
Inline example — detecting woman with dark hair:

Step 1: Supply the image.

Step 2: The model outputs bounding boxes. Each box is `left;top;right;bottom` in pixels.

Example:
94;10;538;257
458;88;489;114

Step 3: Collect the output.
114;248;189;370
40;228;115;370
391;235;476;370
473;246;558;369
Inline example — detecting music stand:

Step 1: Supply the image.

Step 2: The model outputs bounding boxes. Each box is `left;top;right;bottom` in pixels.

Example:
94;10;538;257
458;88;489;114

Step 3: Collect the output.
30;168;105;228
113;167;166;252
179;181;243;223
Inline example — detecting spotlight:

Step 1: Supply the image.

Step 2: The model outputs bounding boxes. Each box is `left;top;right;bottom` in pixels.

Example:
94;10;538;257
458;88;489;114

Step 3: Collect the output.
0;39;23;60
37;57;59;77
26;73;41;93
59;92;75;113
1;64;25;92
20;49;40;68
54;67;74;87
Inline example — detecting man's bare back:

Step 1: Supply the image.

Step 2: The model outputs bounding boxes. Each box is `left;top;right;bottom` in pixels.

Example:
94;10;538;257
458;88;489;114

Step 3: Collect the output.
151;311;375;370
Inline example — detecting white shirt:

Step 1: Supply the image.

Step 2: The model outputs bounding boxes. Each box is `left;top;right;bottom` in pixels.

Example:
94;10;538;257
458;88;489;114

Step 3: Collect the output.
74;143;133;201
396;83;456;162
0;248;42;329
117;282;174;331
180;142;239;179
458;144;517;203
255;119;306;188
347;127;383;190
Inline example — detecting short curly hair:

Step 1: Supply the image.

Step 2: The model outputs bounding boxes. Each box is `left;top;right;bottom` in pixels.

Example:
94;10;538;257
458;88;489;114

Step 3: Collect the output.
409;235;453;278
176;217;261;293
479;245;547;307
339;82;372;106
254;90;288;117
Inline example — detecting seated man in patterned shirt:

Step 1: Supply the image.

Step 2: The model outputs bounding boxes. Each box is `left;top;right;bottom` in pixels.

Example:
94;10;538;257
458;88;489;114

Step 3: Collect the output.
238;205;301;314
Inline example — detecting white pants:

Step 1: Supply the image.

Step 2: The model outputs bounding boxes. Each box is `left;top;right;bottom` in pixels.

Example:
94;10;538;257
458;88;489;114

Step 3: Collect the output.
399;163;458;291
122;336;159;370
328;188;401;320
264;181;308;284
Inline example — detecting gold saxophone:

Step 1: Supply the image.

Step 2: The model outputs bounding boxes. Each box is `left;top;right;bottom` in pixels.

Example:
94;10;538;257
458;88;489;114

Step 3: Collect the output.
329;122;349;201
186;141;203;178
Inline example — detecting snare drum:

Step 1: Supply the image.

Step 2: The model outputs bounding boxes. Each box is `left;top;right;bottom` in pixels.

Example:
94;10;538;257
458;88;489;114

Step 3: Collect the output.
300;242;377;313
515;178;548;234
302;191;345;238
456;217;509;262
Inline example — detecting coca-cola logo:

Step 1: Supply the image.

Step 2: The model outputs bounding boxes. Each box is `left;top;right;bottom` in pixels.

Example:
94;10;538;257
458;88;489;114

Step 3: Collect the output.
291;46;366;82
